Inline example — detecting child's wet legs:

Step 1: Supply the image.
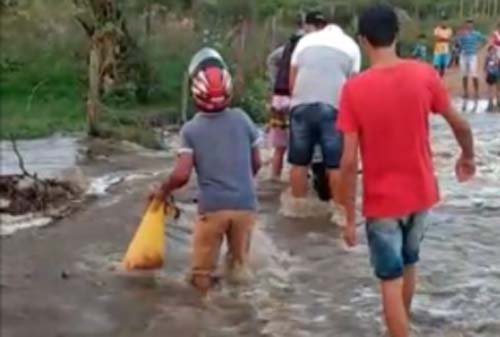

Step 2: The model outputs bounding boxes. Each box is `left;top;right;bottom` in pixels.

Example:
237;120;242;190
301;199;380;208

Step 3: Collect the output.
190;213;228;294
272;146;287;179
225;212;255;283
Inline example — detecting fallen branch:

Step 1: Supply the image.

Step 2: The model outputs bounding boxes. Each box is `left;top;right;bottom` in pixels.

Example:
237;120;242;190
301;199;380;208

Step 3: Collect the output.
9;137;51;211
10;137;32;178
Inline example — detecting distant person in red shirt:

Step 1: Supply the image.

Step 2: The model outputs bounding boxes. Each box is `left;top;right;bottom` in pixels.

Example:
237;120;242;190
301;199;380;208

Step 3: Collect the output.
490;21;500;58
337;5;475;337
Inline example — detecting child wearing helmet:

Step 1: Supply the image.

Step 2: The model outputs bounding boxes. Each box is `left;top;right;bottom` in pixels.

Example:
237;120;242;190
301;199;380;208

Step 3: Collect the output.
151;48;262;295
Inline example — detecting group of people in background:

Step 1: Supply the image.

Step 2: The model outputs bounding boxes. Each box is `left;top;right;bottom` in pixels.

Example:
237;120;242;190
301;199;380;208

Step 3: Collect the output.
260;6;474;337
151;4;476;337
413;16;500;112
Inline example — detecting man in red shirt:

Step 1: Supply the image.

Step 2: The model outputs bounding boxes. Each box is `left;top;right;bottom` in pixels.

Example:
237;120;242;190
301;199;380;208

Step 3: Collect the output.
337;5;475;337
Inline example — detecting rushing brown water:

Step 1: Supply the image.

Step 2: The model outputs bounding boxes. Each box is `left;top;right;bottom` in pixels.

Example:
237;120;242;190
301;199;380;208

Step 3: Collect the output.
162;104;500;337
1;102;499;337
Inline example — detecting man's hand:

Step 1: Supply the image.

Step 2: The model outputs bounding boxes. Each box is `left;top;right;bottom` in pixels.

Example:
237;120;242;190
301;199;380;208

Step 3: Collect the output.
343;222;357;247
147;153;193;210
440;106;475;181
455;154;476;182
147;183;170;211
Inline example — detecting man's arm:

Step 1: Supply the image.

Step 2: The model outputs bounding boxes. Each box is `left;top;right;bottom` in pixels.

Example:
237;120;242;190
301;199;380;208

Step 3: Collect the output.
339;133;359;226
251;147;261;176
476;31;488;51
288;39;302;94
440;106;476;182
289;65;298;94
240;110;262;176
267;46;284;85
351;43;362;75
158;154;194;196
441;106;474;159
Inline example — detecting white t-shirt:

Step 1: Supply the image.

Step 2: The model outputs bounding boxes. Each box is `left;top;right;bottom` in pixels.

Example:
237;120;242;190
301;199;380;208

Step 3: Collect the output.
290;25;361;108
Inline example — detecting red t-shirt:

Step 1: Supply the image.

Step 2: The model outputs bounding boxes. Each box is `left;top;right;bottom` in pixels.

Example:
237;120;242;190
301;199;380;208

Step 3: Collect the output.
337;60;451;218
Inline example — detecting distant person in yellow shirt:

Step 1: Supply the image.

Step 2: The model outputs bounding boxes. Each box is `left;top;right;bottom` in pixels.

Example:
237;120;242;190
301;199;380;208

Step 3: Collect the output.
433;16;453;77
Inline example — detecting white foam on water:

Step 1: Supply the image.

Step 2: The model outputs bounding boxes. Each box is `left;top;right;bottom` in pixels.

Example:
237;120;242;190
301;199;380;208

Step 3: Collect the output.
0;213;53;236
86;174;125;196
279;189;332;218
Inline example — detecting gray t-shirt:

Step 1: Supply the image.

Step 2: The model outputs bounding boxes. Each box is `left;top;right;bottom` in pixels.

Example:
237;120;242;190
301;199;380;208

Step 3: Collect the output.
179;108;259;213
290;25;361;109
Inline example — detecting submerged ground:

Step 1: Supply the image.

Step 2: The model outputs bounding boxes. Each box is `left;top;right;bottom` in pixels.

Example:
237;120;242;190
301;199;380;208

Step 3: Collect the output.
1;102;500;337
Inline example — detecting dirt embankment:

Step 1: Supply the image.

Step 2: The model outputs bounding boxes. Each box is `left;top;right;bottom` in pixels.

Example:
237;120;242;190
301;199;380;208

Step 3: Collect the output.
0;175;82;215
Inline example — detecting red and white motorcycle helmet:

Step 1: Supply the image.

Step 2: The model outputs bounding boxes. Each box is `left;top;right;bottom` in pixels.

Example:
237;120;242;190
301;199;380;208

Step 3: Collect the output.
188;48;233;112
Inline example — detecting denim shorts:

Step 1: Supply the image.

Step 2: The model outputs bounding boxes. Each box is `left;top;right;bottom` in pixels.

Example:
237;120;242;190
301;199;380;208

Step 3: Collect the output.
366;212;428;280
486;73;499;85
433;53;450;69
288;103;343;169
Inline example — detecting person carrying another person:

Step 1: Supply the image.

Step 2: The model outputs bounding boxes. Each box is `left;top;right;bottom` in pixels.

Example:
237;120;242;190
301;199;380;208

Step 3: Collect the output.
337;5;475;337
266;16;304;181
484;45;500;112
456;19;487;112
433;15;453;77
490;21;500;58
412;33;428;61
288;10;361;224
150;48;261;296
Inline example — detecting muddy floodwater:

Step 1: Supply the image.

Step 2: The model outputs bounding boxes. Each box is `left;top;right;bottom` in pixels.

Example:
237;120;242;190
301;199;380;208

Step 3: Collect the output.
1;105;499;337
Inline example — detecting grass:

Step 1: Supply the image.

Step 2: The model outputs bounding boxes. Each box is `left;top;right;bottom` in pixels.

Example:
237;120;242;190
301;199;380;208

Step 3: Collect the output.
0;97;86;139
0;49;87;139
15;6;497;143
0;3;279;144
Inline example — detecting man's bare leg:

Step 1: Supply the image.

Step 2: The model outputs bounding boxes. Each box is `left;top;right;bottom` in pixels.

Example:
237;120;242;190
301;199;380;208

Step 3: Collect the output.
402;265;417;317
487;84;495;111
439;64;445;78
271;146;286;180
472;77;480;112
462;76;469;112
290;165;308;198
381;278;409;337
328;169;341;204
328;169;345;223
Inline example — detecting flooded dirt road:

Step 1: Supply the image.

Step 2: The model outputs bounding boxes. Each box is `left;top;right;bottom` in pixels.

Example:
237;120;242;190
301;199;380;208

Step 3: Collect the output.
1;107;499;337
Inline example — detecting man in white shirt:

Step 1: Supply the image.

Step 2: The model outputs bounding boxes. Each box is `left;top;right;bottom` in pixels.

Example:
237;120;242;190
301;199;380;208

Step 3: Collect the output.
288;11;361;225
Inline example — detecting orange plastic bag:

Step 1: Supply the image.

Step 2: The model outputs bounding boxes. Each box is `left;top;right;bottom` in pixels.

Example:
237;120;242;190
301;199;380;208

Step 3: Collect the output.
123;200;167;270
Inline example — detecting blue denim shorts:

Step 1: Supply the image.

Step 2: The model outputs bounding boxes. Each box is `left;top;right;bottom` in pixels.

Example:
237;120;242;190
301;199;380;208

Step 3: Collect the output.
288;103;343;169
366;212;428;280
433;53;450;69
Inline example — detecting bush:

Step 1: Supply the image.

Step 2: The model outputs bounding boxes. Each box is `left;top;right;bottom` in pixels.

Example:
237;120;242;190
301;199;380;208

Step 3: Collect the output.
235;76;268;123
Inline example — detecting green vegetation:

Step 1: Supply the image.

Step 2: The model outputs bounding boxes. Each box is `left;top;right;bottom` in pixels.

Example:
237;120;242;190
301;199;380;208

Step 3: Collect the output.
1;47;86;138
1;0;498;145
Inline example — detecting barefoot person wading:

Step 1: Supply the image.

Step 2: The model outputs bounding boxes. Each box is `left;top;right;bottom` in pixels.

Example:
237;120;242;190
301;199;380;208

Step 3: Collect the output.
288;10;360;224
337;5;476;337
150;48;261;295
